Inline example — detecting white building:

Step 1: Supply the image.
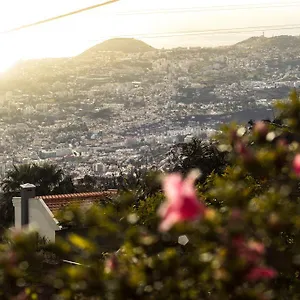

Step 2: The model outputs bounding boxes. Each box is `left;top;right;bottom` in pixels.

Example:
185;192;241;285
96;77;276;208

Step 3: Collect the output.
12;185;117;242
93;163;106;174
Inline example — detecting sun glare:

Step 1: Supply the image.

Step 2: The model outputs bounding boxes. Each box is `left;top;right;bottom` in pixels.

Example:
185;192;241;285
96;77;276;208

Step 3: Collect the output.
0;0;159;72
0;35;20;72
0;0;296;72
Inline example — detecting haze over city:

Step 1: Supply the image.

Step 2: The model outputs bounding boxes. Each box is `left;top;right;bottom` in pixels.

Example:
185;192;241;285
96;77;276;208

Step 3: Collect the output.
0;0;300;72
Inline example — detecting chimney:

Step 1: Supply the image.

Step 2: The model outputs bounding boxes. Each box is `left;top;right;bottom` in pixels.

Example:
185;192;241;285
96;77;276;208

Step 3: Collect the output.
20;183;36;227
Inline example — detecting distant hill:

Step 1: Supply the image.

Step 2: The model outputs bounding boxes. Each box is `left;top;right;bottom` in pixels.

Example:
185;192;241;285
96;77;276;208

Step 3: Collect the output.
234;35;300;50
80;38;154;55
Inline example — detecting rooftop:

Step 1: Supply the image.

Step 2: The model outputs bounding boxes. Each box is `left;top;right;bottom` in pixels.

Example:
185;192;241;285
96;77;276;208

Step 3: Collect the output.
39;190;117;213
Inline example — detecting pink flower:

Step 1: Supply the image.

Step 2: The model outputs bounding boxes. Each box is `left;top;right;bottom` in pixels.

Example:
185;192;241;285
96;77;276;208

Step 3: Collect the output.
158;171;206;232
229;209;243;226
232;236;265;264
253;121;268;138
248;241;265;255
232;235;245;249
246;267;278;281
234;142;254;163
104;254;118;274
293;154;300;177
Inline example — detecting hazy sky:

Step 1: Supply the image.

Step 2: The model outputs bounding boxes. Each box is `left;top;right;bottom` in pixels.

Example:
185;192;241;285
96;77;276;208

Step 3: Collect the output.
0;0;299;71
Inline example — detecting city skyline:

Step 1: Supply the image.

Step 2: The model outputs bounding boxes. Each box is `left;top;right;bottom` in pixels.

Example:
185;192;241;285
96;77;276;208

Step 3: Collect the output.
0;0;299;72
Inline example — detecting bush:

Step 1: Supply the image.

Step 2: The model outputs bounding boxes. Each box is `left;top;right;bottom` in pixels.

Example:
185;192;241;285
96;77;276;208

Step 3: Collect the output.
1;91;300;299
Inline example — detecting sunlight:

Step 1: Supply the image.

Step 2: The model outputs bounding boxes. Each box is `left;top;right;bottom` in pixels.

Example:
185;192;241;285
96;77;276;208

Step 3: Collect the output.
0;0;296;72
0;35;20;72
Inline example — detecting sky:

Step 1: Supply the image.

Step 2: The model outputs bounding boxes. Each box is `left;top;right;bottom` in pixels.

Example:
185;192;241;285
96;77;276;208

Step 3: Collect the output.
0;0;299;72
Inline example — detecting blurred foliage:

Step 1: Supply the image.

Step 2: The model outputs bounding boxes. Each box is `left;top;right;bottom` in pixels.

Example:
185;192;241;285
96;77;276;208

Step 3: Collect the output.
2;90;300;298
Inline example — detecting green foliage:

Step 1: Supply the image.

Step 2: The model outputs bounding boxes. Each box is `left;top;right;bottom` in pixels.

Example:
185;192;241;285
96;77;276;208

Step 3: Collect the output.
114;168;162;200
132;193;164;230
2;91;300;298
168;138;228;182
1;163;75;197
75;175;98;193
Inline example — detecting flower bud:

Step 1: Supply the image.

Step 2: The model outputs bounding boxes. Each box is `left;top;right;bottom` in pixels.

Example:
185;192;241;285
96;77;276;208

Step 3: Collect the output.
235;142;254;164
246;267;278;281
105;254;118;274
276;138;288;149
253;121;268;139
293;154;300;177
247;241;265;256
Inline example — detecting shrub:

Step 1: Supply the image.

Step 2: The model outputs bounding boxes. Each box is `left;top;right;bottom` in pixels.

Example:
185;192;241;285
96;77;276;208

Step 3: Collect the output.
1;91;300;299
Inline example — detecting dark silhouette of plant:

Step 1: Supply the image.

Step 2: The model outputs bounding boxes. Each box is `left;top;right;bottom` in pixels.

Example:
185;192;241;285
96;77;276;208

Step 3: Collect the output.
0;163;75;228
168;138;228;182
75;175;98;193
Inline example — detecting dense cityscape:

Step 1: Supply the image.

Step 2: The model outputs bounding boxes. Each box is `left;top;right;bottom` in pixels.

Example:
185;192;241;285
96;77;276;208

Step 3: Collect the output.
0;35;299;181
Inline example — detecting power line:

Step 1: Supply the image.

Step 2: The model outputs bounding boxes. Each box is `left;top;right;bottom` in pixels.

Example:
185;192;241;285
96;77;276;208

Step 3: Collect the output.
0;0;119;34
1;0;298;36
11;23;300;42
26;24;300;42
85;23;300;41
1;0;299;41
118;1;300;15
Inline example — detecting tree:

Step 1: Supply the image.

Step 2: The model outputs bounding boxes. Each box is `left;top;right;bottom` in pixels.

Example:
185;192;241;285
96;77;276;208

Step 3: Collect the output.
75;175;98;193
115;167;162;200
0;163;75;228
2;163;75;196
168;138;228;181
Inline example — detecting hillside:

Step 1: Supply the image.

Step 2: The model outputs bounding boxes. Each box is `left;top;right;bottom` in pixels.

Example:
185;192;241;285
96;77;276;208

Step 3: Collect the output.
234;35;300;50
80;38;154;55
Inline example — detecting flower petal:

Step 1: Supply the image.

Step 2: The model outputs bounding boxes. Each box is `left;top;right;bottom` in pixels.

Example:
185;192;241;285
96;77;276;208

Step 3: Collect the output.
162;173;183;203
159;212;181;232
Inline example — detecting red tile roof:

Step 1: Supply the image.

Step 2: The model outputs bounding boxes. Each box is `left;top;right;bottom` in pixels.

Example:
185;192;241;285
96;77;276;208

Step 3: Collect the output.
39;190;117;214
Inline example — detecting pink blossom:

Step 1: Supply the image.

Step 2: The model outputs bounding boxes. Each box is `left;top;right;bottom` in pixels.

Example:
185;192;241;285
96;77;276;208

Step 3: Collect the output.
276;138;288;149
232;237;265;264
7;251;17;266
234;142;254;163
13;290;28;300
158;171;206;232
246;267;278;281
232;236;245;249
247;241;265;255
293;154;300;177
253;121;268;138
231;209;242;220
104;254;118;273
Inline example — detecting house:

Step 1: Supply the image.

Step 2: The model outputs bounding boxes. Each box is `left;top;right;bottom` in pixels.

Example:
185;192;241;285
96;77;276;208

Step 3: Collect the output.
12;183;117;242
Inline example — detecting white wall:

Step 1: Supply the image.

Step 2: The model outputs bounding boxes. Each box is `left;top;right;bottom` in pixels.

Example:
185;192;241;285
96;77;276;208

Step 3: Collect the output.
12;197;21;229
12;197;61;242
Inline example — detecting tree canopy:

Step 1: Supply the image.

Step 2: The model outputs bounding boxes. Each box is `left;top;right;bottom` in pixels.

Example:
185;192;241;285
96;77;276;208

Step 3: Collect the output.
0;163;75;228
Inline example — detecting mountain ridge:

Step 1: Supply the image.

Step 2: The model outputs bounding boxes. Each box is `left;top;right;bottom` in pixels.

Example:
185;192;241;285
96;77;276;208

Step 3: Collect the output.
234;34;300;49
3;34;300;78
80;38;155;56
